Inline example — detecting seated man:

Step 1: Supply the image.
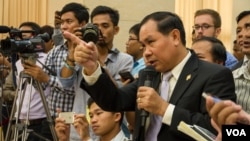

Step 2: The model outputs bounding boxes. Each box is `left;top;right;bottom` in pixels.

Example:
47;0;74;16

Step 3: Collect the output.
192;36;227;66
55;97;129;141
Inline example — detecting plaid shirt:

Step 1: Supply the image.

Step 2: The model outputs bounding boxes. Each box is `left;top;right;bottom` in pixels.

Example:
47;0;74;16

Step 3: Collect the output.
44;43;75;116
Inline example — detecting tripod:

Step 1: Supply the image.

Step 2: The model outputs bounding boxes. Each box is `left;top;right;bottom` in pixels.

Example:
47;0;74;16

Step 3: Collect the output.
5;71;58;141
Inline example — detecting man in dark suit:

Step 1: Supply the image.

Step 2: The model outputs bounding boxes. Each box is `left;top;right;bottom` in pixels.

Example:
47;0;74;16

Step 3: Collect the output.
63;11;236;141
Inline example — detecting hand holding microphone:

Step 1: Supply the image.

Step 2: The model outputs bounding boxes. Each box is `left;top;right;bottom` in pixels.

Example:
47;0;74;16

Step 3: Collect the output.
137;66;155;126
137;66;171;121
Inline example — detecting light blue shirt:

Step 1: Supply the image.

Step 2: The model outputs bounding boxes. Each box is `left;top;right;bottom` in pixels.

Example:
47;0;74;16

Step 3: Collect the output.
131;58;145;78
105;48;133;87
90;130;130;141
58;66;94;141
225;51;238;69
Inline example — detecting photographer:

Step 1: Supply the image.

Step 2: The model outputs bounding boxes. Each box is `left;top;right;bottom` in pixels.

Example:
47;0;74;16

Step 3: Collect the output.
2;21;53;141
23;3;95;141
59;6;133;139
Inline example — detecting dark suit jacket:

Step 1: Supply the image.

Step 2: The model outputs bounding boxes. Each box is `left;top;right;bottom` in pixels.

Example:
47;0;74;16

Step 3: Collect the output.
81;51;236;141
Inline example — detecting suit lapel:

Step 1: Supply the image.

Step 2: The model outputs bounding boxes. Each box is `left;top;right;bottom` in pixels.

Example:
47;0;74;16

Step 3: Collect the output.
169;52;199;104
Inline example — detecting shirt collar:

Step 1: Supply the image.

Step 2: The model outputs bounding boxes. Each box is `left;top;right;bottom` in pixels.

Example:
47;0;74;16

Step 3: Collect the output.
111;130;128;141
243;55;249;66
170;51;191;80
233;55;250;79
105;47;120;64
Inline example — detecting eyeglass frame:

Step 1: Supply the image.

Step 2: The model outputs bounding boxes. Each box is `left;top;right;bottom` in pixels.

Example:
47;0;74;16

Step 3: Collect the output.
192;24;216;31
127;37;139;42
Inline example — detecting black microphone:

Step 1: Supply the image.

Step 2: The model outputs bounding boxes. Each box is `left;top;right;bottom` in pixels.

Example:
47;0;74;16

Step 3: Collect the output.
0;26;10;33
138;65;156;126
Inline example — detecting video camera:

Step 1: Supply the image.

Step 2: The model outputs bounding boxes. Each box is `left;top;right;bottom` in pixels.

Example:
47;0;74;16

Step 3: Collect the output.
0;26;49;55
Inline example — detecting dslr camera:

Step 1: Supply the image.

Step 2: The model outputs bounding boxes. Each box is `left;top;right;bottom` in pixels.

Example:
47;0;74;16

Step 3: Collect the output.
79;23;99;44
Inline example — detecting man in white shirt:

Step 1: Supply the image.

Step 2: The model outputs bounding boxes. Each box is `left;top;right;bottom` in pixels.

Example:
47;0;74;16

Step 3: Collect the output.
55;97;129;141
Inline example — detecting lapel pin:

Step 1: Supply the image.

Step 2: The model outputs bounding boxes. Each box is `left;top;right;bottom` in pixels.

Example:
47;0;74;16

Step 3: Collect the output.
186;74;191;81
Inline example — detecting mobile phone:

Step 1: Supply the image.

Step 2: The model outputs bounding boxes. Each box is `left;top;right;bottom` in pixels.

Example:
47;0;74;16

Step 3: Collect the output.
119;71;134;82
59;112;75;124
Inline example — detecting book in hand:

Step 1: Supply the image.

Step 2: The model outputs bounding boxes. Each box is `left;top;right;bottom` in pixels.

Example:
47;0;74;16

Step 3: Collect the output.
177;121;217;141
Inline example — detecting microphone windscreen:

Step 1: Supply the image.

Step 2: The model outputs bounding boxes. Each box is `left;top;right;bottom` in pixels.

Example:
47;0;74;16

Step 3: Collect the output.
0;26;10;33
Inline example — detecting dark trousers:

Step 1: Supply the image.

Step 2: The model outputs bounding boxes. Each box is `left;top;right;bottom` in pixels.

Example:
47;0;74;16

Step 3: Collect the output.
19;118;53;141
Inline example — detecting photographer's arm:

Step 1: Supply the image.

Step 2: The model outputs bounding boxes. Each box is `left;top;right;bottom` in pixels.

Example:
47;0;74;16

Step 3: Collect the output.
22;61;50;83
61;50;75;78
52;10;64;46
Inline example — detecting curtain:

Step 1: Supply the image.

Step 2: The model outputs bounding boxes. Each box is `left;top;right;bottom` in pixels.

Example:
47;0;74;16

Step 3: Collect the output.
0;0;48;39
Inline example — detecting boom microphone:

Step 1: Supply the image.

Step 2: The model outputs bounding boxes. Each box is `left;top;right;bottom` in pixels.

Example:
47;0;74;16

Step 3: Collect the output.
138;65;156;126
0;26;10;33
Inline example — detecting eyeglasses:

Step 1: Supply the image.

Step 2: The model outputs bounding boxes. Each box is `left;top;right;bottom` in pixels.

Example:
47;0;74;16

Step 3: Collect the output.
192;24;215;31
128;37;138;42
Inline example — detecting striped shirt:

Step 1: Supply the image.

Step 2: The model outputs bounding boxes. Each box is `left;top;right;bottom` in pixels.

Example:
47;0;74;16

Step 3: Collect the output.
233;56;250;113
44;43;75;116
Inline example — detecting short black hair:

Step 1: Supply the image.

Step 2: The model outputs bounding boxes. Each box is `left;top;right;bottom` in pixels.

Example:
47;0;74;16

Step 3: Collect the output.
87;97;124;125
192;36;227;65
129;23;140;38
140;11;186;46
60;2;89;23
41;25;54;41
91;5;119;26
236;10;250;23
19;21;41;36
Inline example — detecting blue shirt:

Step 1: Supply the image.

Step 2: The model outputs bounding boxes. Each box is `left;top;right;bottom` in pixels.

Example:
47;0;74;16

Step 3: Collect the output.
225;51;238;69
131;58;145;78
58;67;94;141
105;48;133;87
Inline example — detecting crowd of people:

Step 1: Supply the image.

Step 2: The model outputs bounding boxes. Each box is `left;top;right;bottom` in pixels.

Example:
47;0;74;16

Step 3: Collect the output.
0;2;249;141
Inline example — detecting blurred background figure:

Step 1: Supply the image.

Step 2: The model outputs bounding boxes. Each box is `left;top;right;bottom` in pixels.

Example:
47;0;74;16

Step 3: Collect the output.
192;36;227;66
41;25;55;53
0;53;11;85
125;23;145;78
193;9;238;69
232;39;244;62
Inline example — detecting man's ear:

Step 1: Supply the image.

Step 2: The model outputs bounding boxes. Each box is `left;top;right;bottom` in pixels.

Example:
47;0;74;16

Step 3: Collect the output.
215;27;221;38
170;29;181;46
114;26;119;35
114;112;122;123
